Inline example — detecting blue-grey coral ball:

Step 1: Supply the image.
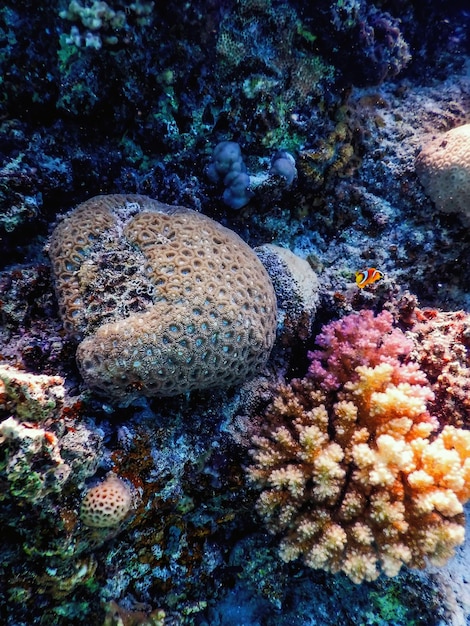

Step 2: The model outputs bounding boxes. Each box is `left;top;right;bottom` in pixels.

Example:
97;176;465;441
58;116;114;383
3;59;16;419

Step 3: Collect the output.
206;141;245;181
222;171;253;210
270;151;297;187
207;141;253;209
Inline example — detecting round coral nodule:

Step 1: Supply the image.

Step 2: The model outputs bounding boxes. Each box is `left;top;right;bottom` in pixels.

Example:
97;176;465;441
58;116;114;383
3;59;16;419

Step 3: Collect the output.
80;474;132;529
416;123;470;223
48;194;277;402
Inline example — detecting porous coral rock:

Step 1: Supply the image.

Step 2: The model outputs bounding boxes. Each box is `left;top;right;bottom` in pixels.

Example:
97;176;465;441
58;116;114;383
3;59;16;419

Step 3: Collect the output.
416;123;470;223
0;365;102;502
330;2;411;85
0;364;64;422
59;0;154;49
48;194;277;402
408;308;470;429
0;371;69;500
247;310;470;583
0;416;71;502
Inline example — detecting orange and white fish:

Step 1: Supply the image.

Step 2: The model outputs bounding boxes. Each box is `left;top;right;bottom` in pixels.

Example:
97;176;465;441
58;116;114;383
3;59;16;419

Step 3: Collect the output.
355;268;384;289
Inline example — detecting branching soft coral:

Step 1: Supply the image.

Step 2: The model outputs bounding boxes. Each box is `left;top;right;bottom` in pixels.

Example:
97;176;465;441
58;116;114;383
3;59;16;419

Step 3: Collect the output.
246;310;470;584
307;309;423;391
408;308;470;429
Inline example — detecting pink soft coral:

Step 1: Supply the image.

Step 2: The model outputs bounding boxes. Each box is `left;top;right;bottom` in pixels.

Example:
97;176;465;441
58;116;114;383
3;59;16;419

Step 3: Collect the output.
307;310;425;391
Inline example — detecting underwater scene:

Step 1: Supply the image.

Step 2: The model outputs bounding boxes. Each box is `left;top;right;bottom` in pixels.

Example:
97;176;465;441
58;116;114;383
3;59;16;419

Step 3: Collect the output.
1;1;470;624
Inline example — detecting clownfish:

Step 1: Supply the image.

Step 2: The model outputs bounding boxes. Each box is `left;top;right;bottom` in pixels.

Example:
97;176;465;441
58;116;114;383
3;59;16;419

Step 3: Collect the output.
355;268;384;289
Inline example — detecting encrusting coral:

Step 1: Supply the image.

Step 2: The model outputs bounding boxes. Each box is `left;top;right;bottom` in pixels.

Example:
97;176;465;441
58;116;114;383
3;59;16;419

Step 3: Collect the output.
0;364;102;504
246;310;470;584
0;364;65;422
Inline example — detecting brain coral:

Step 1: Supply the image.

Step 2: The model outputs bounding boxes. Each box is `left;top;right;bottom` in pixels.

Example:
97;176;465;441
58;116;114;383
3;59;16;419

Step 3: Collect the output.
48;194;277;402
247;310;470;584
416;123;470;222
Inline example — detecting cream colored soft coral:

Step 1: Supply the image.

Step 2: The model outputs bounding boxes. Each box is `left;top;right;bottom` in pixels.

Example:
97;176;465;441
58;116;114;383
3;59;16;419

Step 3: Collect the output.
247;358;470;583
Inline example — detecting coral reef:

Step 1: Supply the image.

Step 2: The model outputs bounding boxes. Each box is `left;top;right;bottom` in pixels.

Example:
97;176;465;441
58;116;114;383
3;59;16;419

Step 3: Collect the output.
59;0;155;49
0;414;71;504
0;365;113;622
0;365;102;503
0;0;469;622
0;158;41;233
416;123;470;223
48;194;277;402
333;1;411;85
247;310;470;583
0;364;64;422
214;0;335;151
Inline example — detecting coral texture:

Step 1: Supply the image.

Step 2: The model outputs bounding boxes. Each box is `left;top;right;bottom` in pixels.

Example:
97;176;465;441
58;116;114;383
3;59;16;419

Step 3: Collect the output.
247;310;470;583
416;123;470;222
254;244;319;342
0;415;70;503
48;194;277;402
80;473;132;528
408;308;470;429
59;0;154;49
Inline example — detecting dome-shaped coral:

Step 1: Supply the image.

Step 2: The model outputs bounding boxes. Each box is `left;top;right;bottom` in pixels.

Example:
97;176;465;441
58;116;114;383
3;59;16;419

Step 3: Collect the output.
416;123;470;223
80;473;132;528
48;194;277;402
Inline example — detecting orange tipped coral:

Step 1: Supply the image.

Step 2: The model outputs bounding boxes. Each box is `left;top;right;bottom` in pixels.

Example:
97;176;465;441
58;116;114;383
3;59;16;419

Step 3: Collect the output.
246;310;470;583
